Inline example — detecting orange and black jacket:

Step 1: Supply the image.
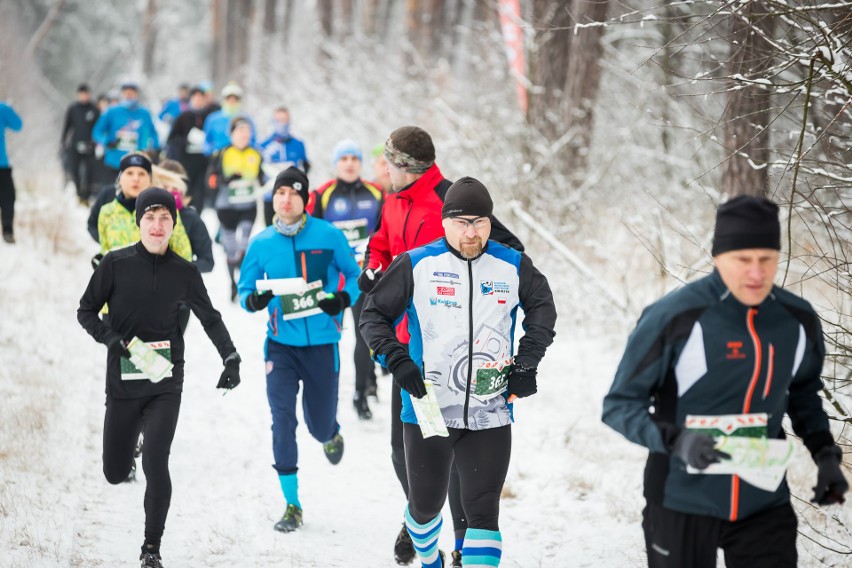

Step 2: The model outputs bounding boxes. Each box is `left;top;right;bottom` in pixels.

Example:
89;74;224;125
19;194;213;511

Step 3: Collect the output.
602;269;833;521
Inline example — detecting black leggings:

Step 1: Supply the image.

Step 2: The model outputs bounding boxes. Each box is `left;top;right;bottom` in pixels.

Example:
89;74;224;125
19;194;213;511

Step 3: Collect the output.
643;501;797;568
350;294;377;396
404;423;511;531
392;382;467;534
103;392;182;547
0;167;15;236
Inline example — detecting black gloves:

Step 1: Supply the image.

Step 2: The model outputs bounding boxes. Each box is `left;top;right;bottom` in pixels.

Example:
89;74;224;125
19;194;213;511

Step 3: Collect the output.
507;363;537;399
106;334;131;358
358;268;383;293
245;290;274;312
391;358;427;399
217;352;241;390
672;430;731;470
318;291;351;316
812;445;848;505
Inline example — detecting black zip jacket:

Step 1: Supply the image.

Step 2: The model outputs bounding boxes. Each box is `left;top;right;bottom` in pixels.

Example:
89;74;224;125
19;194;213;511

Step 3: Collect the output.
78;242;235;398
62;101;99;148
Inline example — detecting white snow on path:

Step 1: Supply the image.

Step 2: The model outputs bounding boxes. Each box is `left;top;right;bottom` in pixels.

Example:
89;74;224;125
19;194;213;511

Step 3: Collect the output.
1;198;848;567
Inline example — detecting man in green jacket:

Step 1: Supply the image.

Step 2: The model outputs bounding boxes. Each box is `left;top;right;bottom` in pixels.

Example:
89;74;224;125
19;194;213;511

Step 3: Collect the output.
603;195;847;568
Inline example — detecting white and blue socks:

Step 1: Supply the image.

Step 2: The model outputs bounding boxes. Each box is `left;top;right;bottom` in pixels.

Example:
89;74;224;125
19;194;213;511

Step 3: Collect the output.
405;506;443;567
462;528;502;567
278;473;301;508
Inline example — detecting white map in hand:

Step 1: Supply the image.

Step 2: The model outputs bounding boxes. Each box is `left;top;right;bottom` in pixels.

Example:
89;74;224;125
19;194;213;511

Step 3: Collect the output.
411;382;449;439
687;436;796;492
127;337;174;383
256;278;308;296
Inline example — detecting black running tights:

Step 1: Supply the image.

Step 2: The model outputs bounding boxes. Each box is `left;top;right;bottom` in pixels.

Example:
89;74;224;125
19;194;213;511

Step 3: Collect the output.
103;391;181;548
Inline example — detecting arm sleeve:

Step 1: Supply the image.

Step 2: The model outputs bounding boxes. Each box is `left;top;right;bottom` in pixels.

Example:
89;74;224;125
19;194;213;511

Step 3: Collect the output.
188;214;215;273
186;267;236;360
6;106;22;131
77;255;117;344
92;112;108;145
237;238;265;311
364;205;391;270
514;254;556;367
334;229;362;305
601;305;677;454
786;315;833;457
490;215;524;252
87;195;108;243
61;107;72;146
359;253;415;371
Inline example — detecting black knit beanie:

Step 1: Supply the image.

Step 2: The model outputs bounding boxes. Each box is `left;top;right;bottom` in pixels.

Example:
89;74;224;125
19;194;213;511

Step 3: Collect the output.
135;187;177;226
384;126;435;174
273;166;310;205
711;195;780;256
441;177;493;219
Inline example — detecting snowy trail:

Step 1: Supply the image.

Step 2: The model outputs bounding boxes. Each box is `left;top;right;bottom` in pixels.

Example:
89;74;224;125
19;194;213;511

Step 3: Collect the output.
4;201;847;567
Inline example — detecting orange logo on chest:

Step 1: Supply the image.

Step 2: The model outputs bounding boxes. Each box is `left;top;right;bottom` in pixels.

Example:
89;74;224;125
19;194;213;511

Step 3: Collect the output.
726;341;747;359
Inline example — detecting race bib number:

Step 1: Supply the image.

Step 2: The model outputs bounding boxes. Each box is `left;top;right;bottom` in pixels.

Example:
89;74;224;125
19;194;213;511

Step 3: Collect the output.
471;359;512;401
120;339;173;382
333;218;369;264
280;280;325;320
116;128;139;152
685;413;768;439
227;178;258;204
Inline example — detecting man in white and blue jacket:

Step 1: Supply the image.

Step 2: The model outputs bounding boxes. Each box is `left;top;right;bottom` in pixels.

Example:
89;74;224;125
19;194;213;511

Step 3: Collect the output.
360;177;556;568
237;166;361;534
602;196;848;568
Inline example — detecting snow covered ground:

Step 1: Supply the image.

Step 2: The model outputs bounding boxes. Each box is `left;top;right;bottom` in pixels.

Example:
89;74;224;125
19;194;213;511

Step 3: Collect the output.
1;192;849;567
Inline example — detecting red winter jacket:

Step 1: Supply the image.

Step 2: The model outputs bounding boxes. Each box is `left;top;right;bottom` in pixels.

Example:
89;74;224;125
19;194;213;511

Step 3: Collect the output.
365;164;446;271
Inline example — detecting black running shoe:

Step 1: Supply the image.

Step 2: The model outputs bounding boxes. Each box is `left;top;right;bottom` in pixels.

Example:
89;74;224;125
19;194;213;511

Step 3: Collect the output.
322;433;344;465
450;549;462;567
139;551;164;568
273;504;303;532
394;523;416;565
353;394;373;420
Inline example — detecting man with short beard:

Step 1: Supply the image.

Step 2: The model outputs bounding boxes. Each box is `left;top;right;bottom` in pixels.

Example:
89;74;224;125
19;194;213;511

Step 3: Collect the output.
360;177;557;568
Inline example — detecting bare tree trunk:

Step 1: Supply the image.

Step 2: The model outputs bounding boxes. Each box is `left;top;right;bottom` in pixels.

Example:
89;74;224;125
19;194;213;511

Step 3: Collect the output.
428;0;447;59
212;0;227;89
339;0;354;40
281;0;295;50
23;0;66;58
722;1;773;198
264;0;278;35
527;0;572;141
563;0;609;174
318;0;334;38
142;0;158;77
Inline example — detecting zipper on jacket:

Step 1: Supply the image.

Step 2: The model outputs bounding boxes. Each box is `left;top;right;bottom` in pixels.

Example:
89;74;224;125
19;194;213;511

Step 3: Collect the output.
152;252;159;292
731;307;761;522
291;238;312;345
411;219;426;247
762;344;775;399
463;259;474;429
401;197;413;249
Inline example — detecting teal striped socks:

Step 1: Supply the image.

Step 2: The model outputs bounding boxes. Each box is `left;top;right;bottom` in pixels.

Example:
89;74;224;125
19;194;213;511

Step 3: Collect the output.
462;528;502;566
405;506;443;567
278;473;301;508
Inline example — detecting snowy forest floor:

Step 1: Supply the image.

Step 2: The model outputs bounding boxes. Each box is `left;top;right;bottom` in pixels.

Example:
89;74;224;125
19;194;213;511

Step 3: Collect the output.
0;188;849;567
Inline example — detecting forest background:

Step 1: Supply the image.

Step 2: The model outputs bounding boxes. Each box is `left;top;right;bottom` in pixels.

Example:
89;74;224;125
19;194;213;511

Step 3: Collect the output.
0;0;849;565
